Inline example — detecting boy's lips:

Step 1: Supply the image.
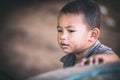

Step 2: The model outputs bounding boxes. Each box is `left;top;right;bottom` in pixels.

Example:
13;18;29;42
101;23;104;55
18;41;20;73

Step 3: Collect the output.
61;43;69;49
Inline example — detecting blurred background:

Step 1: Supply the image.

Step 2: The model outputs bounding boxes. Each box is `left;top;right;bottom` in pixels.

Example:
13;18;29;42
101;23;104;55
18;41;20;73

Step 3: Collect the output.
0;0;119;80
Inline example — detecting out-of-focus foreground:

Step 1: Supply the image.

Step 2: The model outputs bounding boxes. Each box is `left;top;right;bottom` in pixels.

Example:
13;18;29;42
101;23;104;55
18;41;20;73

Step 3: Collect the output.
0;0;120;80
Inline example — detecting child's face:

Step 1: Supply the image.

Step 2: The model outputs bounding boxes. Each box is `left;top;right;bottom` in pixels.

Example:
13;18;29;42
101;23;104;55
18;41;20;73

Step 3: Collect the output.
57;13;91;54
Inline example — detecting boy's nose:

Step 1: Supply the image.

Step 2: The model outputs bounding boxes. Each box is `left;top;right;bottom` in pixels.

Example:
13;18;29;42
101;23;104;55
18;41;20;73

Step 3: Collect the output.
60;33;67;40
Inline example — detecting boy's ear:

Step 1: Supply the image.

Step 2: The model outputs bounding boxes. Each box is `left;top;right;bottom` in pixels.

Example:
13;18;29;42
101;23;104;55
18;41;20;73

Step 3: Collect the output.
88;28;100;42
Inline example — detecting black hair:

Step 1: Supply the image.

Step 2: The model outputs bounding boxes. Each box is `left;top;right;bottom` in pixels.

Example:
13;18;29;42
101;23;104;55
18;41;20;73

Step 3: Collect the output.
60;0;101;29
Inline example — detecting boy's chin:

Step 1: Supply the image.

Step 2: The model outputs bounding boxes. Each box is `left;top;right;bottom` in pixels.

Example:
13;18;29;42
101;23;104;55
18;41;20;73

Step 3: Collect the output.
63;50;74;54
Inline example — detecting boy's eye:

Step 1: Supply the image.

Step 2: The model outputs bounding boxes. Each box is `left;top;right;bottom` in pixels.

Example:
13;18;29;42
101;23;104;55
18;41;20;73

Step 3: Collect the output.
57;28;62;32
68;29;75;32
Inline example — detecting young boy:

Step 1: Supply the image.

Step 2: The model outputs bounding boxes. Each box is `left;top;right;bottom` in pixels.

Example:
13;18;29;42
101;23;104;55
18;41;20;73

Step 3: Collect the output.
57;0;119;68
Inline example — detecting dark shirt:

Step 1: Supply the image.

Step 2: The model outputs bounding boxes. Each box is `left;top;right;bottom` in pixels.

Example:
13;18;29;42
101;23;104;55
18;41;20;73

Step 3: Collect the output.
60;41;114;68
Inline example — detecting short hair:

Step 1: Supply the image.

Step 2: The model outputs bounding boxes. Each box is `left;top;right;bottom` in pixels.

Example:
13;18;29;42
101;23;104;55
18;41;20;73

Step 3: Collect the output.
60;0;101;29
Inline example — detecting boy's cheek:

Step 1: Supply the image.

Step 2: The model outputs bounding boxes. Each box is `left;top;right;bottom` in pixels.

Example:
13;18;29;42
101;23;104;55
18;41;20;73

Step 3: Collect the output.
57;37;60;44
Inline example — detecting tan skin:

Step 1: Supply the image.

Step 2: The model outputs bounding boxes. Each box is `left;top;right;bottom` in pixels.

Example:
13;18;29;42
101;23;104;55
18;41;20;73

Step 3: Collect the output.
57;13;119;67
74;53;120;67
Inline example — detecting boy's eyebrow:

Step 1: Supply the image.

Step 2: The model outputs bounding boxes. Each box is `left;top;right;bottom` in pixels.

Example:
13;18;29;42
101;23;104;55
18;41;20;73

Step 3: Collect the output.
66;26;75;28
57;25;75;28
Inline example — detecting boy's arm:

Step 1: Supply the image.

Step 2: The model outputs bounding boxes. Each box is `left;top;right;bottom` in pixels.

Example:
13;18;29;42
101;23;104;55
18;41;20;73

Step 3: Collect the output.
74;53;120;67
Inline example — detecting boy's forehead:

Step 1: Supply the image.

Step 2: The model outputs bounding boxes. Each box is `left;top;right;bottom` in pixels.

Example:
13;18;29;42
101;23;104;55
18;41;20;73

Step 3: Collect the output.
59;13;84;18
58;13;88;27
58;13;86;23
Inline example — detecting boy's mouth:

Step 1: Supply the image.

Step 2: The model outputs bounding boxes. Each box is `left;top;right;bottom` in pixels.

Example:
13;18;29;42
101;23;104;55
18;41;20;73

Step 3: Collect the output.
61;43;69;49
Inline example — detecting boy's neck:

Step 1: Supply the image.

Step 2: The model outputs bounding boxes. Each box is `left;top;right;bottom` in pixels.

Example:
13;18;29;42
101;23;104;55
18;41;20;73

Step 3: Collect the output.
75;49;88;63
75;41;97;63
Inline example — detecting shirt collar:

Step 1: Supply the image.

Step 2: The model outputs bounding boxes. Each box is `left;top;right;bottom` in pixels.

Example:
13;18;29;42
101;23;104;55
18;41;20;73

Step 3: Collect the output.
60;40;101;68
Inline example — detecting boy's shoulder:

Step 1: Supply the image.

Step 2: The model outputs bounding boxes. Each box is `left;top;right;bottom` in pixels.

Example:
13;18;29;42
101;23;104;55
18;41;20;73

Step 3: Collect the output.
85;40;114;58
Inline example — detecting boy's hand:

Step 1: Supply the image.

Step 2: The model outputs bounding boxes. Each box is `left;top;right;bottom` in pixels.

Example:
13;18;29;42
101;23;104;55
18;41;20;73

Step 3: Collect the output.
74;53;120;67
